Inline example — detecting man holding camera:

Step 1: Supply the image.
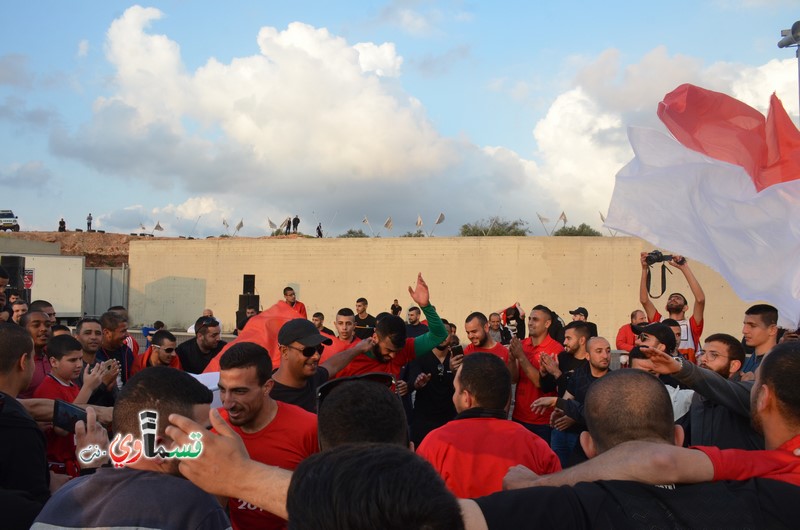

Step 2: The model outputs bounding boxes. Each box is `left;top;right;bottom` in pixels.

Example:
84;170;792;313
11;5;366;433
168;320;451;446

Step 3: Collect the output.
639;252;705;363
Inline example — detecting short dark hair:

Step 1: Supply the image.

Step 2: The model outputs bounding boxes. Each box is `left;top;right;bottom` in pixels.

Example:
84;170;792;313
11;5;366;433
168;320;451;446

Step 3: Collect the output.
0;323;33;373
668;292;688;306
745;304;779;327
584;370;674;453
563;321;591;342
75;317;101;333
28;300;54;313
11;299;27;308
100;311;126;331
20;311;49;328
152;330;177;346
283;286;294;295
317;380;408;450
46;335;82;360
219;342;271;385
107;305;127;312
113;366;212;437
356;297;368;305
153;320;165;330
459;353;510;410
464;311;487;326
704;333;746;364
312;312;324;320
661;318;680;328
375;315;406;349
51;324;70;334
337;307;355;318
758;342;800;427
287;444;463;530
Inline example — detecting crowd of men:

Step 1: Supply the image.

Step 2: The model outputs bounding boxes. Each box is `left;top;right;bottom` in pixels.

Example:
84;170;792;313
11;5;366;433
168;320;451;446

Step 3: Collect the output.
1;254;799;529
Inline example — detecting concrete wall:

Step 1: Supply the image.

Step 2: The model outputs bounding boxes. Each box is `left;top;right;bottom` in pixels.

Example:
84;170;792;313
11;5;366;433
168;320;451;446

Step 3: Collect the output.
128;236;754;340
0;237;60;255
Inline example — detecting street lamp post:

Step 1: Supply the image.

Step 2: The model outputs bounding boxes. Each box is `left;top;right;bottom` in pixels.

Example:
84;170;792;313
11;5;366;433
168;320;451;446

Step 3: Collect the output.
777;20;800;126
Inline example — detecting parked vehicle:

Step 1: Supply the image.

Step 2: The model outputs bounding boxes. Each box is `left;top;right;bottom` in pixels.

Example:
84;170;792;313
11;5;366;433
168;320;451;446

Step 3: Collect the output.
0;210;20;231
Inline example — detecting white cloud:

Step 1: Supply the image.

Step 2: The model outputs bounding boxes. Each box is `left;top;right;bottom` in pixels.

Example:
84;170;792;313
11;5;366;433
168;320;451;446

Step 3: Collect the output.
353;42;403;77
77;39;89;58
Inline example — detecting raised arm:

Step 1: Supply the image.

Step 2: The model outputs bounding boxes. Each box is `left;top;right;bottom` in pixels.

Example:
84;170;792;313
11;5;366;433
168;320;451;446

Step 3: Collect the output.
639;252;658;321
408;274;448;356
671;256;705;324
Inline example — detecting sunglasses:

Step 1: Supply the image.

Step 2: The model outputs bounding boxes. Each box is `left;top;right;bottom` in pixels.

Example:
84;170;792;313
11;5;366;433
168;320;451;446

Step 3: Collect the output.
287;343;324;358
195;316;219;333
154;346;176;353
316;372;396;408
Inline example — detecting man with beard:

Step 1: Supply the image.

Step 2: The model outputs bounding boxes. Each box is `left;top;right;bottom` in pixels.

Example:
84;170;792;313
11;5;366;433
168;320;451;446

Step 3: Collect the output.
18;311;52;398
639;253;705;363
463;312;508;362
406;306;429;338
177;316;227;374
540;321;591;466
335;273;448;380
640;332;761;450
508;305;563;442
95;311;135;384
131;330;182;375
74;317;119;406
270;319;373;413
532;337;612;465
31;367;230;530
218;342;317;530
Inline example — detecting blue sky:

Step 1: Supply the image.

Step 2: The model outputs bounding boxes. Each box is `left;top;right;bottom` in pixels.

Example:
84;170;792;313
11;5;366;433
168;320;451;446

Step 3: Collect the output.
1;0;798;237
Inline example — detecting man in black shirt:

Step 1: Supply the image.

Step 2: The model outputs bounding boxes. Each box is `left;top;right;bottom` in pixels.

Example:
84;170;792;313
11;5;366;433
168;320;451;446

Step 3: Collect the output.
353;297;377;340
270;319;372;413
406;333;457;446
0;323;51;529
176;316;227;374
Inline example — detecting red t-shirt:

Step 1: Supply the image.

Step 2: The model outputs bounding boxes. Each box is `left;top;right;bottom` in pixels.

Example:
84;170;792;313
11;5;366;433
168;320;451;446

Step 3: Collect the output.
512;334;562;425
280;300;308;319
693;434;800;486
417;416;561;498
219;402;318;530
19;352;52;399
336;337;416;379
616;324;636;352
464;341;509;363
130;346;183;376
318;334;360;364
33;374;81;476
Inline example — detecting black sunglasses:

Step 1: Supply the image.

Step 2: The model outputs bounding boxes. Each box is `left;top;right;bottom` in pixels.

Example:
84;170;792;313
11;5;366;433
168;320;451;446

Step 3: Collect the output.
154;346;176;353
195;317;219;333
287;343;324;358
317;372;396;408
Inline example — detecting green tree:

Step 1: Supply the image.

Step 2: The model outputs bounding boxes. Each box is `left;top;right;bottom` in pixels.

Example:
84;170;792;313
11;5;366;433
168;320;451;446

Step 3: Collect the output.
552;223;602;236
339;228;369;238
459;217;529;237
401;229;426;237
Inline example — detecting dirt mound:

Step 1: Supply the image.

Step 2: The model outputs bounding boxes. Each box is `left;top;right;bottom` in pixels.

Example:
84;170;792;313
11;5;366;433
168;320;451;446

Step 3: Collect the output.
2;231;140;267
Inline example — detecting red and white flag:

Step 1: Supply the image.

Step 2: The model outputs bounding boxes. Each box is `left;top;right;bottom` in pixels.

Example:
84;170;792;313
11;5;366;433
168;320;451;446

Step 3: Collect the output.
605;84;800;329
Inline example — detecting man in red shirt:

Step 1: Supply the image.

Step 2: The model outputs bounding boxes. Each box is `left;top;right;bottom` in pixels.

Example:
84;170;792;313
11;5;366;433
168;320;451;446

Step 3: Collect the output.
217;341;318;530
280;286;307;319
335;273;448;380
417;352;560;497
616;309;647;353
509;304;562;443
463;312;509;363
19;311;52;398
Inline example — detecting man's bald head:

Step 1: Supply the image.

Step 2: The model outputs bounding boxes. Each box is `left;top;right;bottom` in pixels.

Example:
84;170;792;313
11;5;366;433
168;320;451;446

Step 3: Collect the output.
583;369;677;454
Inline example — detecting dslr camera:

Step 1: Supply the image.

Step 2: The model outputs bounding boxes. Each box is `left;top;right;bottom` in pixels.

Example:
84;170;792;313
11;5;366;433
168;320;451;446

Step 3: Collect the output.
645;250;685;266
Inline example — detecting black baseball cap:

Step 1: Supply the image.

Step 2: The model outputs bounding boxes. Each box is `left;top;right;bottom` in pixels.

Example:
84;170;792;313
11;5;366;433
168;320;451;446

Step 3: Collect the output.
633;322;677;353
569;307;589;319
278;319;333;347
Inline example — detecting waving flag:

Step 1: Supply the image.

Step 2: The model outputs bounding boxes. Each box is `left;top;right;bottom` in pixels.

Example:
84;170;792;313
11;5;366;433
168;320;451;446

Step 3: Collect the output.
416;215;423;227
435;213;445;225
605;84;800;329
235;219;244;231
268;218;277;229
384;217;393;230
153;221;164;231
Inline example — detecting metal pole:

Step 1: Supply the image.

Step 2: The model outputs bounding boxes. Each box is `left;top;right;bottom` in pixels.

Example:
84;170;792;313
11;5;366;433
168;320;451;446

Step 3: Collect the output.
796;46;800;127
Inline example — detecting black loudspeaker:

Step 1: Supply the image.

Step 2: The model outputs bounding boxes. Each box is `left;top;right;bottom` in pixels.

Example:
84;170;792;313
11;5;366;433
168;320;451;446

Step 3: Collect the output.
238;294;260;312
0;255;25;291
243;274;256;294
